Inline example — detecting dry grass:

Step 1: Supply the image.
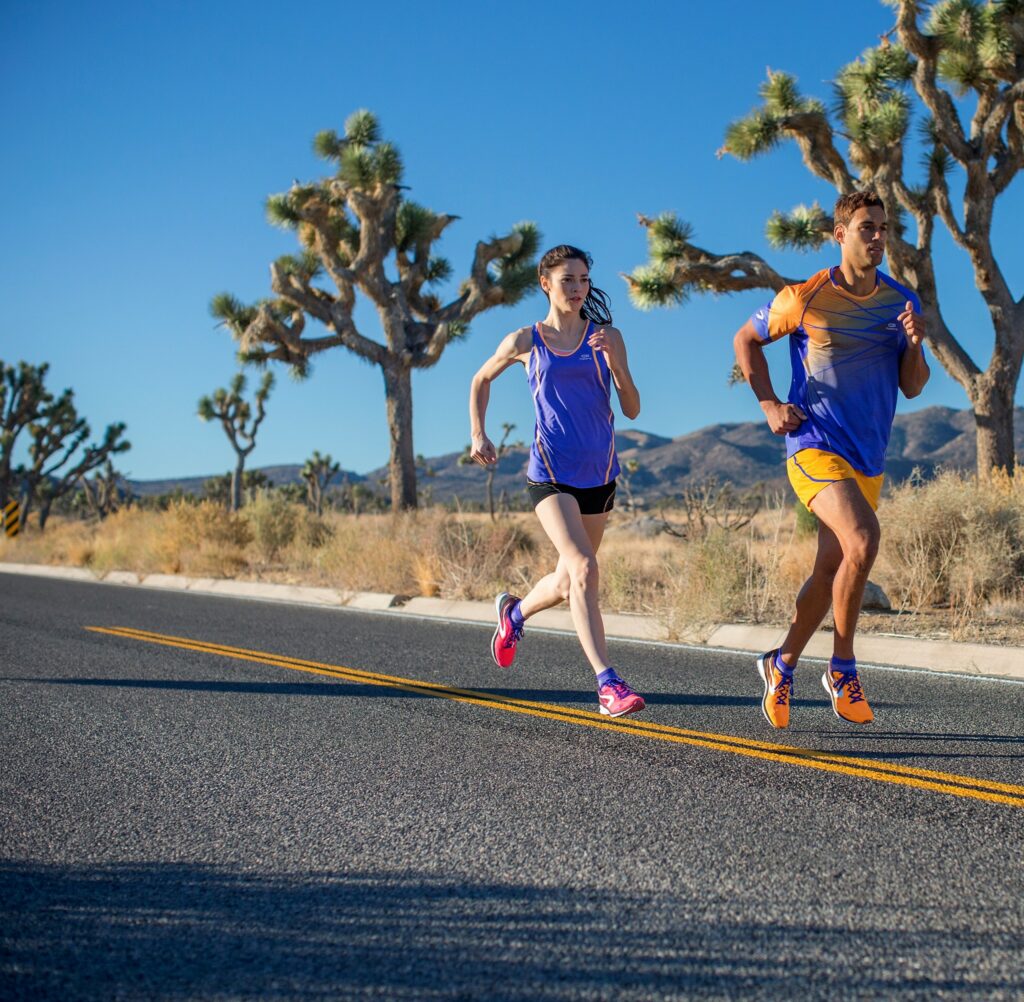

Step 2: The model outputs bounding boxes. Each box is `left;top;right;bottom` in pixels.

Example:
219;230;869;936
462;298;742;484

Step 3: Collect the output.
3;469;1023;645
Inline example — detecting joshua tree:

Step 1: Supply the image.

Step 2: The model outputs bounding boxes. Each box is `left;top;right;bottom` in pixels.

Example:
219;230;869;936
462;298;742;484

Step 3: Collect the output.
79;460;131;520
301;450;341;516
212;110;540;512
618;458;643;520
459;421;521;520
202;469;272;507
198;371;274;511
0;359;130;528
627;0;1024;477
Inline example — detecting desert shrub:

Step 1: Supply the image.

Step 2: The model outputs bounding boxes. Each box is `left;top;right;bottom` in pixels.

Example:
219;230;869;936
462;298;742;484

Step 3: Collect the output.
432;515;537;599
301;513;334;549
794;501;819;538
0;515;96;568
659;529;752;639
879;469;1024;610
160;499;252;576
244;491;300;564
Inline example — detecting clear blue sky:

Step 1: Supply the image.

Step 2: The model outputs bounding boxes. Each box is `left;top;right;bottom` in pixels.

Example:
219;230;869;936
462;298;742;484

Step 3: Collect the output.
2;1;1020;481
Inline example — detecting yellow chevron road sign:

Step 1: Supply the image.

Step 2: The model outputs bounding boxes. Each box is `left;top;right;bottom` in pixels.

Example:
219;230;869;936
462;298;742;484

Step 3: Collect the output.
3;500;21;537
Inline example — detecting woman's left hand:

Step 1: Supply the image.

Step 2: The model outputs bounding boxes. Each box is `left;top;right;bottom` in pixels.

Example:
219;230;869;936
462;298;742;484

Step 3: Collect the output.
588;327;625;372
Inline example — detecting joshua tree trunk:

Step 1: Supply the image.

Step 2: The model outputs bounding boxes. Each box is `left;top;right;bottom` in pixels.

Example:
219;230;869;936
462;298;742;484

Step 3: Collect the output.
232;455;245;512
382;362;417;512
969;373;1018;478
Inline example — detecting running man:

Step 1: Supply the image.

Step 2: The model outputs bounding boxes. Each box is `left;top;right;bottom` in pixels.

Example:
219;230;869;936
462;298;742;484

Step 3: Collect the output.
468;244;645;718
733;190;930;728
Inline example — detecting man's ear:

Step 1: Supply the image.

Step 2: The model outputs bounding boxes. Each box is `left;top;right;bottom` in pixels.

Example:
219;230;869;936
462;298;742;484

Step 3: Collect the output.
834;224;846;246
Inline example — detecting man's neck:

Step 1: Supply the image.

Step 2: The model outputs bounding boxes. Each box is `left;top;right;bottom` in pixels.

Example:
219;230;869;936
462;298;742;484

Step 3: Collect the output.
834;260;878;297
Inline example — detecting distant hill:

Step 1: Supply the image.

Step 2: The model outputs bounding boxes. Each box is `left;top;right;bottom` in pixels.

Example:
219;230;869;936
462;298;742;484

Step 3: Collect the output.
128;406;1023;504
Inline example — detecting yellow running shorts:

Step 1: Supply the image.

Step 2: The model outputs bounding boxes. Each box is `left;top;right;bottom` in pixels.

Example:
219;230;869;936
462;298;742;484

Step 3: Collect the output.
787;449;884;512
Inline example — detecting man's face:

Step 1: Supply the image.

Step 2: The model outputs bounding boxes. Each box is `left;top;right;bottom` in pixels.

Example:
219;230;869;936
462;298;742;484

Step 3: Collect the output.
837;205;887;269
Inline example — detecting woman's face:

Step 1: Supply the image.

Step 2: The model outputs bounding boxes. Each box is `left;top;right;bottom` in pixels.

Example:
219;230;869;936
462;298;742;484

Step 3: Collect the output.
540;258;590;313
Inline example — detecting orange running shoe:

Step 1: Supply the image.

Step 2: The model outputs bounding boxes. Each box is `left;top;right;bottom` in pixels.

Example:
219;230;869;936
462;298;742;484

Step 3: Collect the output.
756;649;794;730
822;663;874;725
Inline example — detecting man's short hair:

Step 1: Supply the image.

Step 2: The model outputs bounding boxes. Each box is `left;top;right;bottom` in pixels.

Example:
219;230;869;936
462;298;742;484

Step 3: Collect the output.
834;190;885;228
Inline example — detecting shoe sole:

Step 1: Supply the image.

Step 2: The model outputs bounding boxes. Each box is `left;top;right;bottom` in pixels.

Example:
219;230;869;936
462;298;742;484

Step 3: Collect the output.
599;699;645;718
491;592;512;668
820;671;873;725
756;651;786;729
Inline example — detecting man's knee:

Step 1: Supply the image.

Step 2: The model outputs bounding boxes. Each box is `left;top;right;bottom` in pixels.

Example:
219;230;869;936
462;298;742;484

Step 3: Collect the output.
844;524;880;572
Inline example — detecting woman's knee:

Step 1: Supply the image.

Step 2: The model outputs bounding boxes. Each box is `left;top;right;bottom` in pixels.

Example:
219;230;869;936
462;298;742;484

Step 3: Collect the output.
568;553;598;592
553;567;572;602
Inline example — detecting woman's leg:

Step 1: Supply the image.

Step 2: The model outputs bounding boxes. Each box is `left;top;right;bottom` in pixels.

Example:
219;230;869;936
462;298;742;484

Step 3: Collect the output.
525;494;611;672
518;510;610;619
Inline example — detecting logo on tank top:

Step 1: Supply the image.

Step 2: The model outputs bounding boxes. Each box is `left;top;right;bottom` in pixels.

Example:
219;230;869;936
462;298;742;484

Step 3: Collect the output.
579;353;591;360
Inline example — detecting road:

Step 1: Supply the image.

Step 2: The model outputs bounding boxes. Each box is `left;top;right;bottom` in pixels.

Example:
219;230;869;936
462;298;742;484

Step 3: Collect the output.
2;574;1023;1000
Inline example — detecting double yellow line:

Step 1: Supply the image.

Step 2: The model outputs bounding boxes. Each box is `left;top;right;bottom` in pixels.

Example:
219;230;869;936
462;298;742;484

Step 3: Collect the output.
87;625;1024;809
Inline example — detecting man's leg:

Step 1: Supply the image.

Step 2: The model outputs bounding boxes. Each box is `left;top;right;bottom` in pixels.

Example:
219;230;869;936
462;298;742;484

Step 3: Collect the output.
805;479;880;661
804;479;879;724
778;521;844;667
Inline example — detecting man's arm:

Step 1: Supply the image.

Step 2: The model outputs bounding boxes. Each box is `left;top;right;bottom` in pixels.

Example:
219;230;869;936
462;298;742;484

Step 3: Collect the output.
897;301;930;398
733;319;807;434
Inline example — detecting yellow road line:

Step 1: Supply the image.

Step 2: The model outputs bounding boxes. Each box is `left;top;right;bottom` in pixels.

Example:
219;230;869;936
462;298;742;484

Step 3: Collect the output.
87;625;1024;809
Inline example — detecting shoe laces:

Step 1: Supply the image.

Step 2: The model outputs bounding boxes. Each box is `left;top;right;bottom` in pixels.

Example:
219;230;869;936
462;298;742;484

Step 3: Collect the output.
601;679;633;700
832;669;865;704
504;623;523;647
773;664;794;704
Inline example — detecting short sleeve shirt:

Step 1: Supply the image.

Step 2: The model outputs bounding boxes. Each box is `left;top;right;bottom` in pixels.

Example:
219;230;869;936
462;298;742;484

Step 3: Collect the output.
750;267;919;477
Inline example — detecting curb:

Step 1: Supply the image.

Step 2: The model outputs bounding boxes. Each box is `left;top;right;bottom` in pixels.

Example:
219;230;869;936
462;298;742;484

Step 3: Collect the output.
3;560;1022;682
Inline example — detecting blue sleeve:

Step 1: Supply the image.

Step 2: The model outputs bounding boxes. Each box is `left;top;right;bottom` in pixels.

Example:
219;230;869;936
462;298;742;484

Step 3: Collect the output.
750;301;774;343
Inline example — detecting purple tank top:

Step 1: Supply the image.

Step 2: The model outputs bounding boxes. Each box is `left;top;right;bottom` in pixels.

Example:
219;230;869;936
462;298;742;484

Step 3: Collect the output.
526;322;619;488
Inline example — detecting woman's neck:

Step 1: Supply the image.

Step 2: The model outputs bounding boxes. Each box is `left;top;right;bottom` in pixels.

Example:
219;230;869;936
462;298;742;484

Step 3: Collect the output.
542;306;586;337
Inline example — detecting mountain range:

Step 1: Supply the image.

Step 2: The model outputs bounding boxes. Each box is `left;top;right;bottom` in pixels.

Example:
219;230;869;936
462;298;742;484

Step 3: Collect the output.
129;405;1024;504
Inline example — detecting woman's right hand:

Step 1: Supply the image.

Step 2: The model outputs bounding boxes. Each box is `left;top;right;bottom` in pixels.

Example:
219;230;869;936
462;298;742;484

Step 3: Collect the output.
470;434;497;466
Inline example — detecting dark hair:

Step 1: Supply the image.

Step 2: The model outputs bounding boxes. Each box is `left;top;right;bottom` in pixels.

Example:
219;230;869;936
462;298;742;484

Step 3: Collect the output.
834;190;885;228
537;244;613;326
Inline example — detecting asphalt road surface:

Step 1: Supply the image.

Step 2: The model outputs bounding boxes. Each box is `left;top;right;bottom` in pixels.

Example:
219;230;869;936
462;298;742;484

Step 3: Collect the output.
2;575;1023;1000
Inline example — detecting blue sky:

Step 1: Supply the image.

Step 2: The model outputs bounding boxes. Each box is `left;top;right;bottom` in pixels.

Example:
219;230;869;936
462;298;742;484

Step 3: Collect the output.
2;1;1020;481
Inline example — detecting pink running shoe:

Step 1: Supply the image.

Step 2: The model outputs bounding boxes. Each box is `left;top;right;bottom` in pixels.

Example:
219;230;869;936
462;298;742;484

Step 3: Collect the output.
597;677;646;717
491;592;523;668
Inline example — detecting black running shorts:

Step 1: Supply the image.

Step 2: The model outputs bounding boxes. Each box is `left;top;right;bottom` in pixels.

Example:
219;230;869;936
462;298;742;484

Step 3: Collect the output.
526;479;617;515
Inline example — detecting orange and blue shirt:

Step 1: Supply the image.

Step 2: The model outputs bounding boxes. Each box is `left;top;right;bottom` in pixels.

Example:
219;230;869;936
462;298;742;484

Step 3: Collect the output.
750;266;919;477
526;321;619;488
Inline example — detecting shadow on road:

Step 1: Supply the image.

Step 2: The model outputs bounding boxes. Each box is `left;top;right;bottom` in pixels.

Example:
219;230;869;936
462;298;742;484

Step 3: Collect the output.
2;675;895;712
1;861;1021;1000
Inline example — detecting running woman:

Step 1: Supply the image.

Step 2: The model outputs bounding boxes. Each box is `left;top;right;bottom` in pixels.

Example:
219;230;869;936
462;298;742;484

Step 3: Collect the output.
733;191;930;729
468;244;645;717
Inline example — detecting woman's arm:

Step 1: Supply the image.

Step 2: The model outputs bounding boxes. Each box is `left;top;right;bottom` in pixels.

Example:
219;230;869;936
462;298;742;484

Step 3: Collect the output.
589;326;640;419
469;327;532;465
